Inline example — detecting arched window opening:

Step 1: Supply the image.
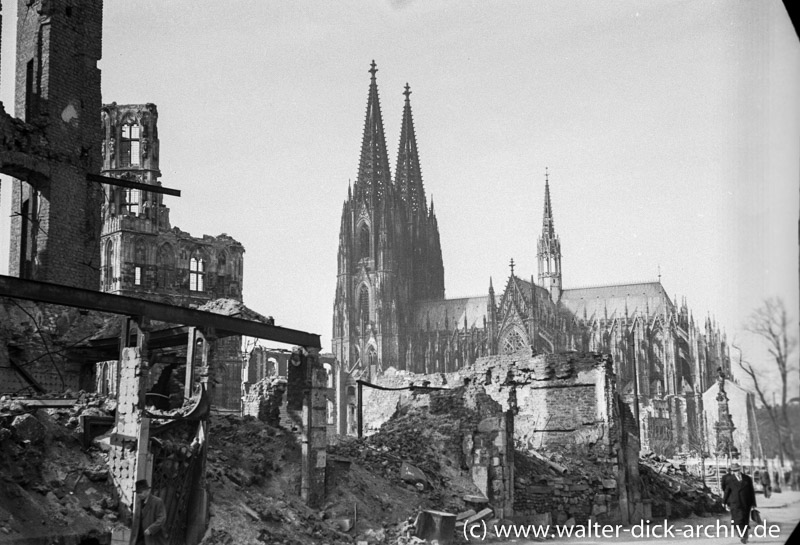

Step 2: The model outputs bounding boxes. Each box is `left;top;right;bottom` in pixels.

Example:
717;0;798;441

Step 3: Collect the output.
157;244;174;289
125;188;140;216
120;123;140;167
358;223;370;260
103;240;114;291
190;257;205;291
358;285;370;332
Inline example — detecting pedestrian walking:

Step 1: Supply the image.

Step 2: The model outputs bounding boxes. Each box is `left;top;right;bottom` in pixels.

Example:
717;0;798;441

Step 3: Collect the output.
130;479;167;545
722;463;757;544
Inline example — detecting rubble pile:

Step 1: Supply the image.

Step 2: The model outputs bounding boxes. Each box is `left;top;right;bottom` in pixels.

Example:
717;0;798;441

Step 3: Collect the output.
0;395;120;542
639;454;725;518
331;386;492;508
514;447;621;524
202;414;354;545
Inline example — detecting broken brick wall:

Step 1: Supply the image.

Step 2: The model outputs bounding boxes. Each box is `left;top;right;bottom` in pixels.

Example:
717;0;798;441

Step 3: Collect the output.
365;352;619;459
6;0;104;290
242;377;286;427
361;377;515;516
0;300;109;395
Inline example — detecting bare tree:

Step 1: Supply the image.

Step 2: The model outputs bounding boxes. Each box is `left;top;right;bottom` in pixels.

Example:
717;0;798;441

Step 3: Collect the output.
734;297;798;468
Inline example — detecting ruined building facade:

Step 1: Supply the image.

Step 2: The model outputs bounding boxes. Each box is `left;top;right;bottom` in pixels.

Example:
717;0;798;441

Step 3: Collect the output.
6;0;104;290
97;104;247;409
99;103;244;306
333;63;731;455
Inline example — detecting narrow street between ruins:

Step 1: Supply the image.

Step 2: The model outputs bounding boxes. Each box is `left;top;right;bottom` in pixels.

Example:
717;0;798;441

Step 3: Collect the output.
493;491;800;545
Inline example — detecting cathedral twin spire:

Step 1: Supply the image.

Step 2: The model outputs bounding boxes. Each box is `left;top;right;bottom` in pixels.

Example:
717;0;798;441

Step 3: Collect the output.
355;60;428;221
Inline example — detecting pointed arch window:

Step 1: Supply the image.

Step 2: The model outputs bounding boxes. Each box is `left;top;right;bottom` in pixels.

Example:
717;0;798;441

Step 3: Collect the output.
190;257;205;292
120;123;141;167
358;223;371;260
103;240;114;291
125;188;140;216
358;284;370;332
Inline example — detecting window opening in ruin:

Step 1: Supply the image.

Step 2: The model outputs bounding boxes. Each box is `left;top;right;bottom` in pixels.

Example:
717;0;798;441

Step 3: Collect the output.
120;123;141;166
126;188;140;215
327;399;335;424
190;257;205;291
25;60;35;121
134;266;142;285
103;240;114;290
358;223;370;260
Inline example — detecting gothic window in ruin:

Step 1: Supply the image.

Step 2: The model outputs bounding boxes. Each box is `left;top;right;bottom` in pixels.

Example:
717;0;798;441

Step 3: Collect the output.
218;252;227;274
120;123;141;167
189;257;205;291
126;188;140;216
358;223;370;260
103;240;114;290
501;328;529;355
134;266;142;286
156;243;174;289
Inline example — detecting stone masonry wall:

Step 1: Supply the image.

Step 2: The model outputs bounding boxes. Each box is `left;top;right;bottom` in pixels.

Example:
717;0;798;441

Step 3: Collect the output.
364;351;641;523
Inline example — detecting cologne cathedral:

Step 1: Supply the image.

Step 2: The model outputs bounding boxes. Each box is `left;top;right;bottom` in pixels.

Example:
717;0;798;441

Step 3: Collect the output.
332;62;731;447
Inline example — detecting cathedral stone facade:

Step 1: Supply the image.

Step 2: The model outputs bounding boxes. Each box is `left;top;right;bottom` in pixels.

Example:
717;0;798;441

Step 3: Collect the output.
333;63;731;453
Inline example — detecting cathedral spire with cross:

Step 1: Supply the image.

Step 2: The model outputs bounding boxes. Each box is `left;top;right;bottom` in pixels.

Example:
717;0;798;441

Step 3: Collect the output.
537;168;562;302
355;60;392;202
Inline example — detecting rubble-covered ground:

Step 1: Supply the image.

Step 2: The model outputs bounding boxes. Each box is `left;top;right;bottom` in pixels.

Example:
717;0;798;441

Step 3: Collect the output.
0;393;122;544
1;390;725;545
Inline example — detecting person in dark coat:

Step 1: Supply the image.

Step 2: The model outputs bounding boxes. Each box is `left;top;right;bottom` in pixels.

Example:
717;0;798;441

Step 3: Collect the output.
130;479;167;545
722;463;757;544
760;468;772;498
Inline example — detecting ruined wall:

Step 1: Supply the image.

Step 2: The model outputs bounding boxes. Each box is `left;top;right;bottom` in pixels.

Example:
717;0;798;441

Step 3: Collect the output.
242;377;286;426
365;352;618;457
6;0;104;290
0;299;109;394
364;351;643;523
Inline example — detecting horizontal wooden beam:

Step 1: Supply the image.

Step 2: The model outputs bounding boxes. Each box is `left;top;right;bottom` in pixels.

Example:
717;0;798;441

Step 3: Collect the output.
87;173;182;197
0;275;320;348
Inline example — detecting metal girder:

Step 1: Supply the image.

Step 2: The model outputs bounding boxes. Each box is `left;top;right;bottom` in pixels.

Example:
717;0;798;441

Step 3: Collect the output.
0;275;321;348
87;173;182;197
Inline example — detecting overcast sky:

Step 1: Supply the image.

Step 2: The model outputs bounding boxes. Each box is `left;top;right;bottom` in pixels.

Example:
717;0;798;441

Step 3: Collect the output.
1;1;797;395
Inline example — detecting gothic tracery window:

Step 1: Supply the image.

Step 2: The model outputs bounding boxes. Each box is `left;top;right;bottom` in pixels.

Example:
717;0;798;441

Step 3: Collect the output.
502;329;528;354
120;123;141;167
358;223;370;260
190;257;205;292
358;285;370;332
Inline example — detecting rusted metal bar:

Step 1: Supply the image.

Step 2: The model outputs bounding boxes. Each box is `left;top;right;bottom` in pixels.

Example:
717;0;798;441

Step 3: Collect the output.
0;275;321;347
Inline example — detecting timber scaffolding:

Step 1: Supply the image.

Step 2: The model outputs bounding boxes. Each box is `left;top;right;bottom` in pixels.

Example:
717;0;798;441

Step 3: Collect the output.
0;275;328;545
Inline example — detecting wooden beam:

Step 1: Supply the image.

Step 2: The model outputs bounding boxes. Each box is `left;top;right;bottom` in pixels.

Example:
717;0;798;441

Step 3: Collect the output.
0;275;321;348
87;173;182;197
